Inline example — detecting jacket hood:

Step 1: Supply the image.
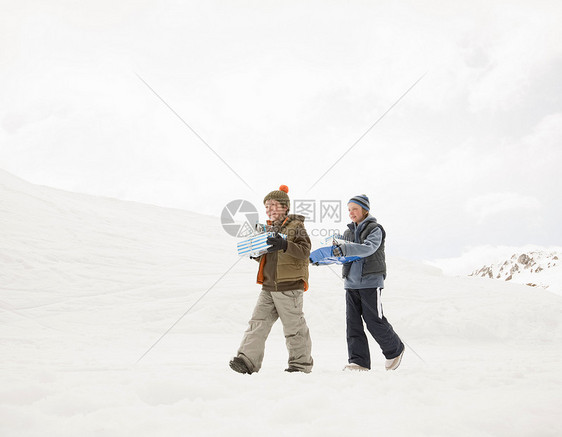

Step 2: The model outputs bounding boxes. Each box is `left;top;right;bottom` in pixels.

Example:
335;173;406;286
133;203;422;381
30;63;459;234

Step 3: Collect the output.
347;214;377;231
288;214;306;223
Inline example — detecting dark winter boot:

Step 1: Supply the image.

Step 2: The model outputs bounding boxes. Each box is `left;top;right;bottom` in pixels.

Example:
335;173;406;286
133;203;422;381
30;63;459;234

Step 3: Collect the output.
285;366;311;373
229;357;252;374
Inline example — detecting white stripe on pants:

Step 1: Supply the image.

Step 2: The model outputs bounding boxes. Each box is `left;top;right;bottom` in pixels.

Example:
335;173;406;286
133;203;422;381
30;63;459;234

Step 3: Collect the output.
376;287;383;319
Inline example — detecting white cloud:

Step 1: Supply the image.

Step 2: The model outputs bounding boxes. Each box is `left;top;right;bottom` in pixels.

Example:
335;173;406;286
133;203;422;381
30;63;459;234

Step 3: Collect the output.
465;3;562;113
521;112;562;151
465;192;542;224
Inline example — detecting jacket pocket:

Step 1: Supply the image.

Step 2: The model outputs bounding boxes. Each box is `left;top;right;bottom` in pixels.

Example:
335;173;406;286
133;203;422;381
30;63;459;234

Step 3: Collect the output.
281;290;298;308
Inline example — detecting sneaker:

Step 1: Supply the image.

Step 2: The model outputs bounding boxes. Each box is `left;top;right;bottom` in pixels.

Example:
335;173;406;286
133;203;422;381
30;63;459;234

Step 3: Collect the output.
343;363;369;371
229;357;252;374
385;348;405;371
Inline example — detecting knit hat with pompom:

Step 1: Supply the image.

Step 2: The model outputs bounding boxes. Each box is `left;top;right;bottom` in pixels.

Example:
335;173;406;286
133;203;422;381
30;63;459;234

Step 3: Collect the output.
263;185;290;210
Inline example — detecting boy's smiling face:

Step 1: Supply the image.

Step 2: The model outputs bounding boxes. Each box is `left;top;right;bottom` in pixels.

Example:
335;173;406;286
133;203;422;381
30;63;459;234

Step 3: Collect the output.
348;202;367;223
265;199;288;222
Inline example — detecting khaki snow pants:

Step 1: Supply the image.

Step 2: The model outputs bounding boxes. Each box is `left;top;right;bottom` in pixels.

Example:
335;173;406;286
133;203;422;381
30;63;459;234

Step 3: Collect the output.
237;289;313;373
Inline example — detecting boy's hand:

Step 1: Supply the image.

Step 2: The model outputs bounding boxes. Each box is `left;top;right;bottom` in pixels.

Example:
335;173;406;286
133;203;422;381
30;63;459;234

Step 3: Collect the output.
266;233;288;252
332;243;344;257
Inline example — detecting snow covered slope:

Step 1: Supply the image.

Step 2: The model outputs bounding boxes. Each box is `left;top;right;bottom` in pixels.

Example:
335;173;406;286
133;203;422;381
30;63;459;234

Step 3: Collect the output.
1;169;561;437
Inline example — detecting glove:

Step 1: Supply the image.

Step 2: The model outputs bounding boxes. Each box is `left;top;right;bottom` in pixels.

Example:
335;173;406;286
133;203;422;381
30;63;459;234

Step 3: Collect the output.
266;233;288;253
309;247;332;265
332;243;344;257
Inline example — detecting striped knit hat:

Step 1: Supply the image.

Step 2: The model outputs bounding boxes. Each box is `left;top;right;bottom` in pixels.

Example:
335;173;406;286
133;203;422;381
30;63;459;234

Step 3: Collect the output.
348;194;370;212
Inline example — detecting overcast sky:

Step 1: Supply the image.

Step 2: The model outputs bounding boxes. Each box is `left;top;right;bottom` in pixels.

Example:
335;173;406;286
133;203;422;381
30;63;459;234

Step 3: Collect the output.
1;0;561;261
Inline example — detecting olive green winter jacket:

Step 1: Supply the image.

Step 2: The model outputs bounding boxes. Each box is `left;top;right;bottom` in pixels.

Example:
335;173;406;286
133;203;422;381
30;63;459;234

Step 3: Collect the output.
256;214;311;291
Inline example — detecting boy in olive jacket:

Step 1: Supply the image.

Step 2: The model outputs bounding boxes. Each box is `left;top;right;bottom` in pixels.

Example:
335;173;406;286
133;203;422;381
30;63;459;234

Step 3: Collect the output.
229;185;313;374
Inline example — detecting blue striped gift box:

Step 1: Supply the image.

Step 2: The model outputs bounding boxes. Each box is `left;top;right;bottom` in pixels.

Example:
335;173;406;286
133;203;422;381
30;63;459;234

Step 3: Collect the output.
237;232;286;257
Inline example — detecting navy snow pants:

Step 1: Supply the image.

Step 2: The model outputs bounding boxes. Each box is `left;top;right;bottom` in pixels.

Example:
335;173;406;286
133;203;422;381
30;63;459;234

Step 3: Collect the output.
346;288;404;369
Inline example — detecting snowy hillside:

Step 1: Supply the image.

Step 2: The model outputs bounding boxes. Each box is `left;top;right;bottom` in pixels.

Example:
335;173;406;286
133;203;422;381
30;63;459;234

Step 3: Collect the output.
1;169;561;437
470;250;561;291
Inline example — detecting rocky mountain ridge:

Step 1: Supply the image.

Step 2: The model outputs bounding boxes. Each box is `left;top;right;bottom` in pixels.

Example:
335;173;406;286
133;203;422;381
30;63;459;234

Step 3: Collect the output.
470;251;560;289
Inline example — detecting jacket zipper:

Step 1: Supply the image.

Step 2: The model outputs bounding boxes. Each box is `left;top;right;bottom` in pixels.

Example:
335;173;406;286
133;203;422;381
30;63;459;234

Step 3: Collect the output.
272;216;289;292
274;250;278;291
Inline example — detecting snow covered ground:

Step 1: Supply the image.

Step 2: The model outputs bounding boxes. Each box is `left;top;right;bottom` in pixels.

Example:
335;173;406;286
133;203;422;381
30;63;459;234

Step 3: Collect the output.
1;169;561;437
